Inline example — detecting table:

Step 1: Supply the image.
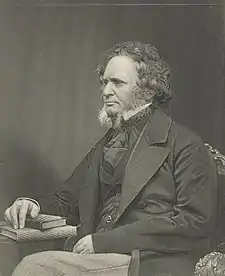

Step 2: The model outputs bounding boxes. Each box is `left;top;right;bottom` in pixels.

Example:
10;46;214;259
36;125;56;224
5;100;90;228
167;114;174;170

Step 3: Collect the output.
0;235;66;276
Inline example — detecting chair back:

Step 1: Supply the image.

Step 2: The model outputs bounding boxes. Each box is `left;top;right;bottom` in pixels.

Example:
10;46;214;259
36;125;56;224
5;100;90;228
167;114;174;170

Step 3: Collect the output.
205;143;225;176
205;143;225;251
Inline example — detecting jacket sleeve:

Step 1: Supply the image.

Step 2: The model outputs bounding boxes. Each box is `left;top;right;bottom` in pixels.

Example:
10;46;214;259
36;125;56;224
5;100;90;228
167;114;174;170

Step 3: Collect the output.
34;148;94;224
92;136;218;254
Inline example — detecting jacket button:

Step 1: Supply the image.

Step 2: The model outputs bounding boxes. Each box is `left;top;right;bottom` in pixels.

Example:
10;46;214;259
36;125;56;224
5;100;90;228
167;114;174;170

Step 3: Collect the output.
106;215;112;223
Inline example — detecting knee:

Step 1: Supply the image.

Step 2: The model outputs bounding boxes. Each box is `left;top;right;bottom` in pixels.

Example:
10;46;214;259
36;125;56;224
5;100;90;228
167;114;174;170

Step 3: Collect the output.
22;251;55;266
12;251;56;276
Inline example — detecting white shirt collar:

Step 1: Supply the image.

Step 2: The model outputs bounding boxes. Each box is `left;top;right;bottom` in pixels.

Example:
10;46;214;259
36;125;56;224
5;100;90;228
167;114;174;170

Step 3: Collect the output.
123;103;152;121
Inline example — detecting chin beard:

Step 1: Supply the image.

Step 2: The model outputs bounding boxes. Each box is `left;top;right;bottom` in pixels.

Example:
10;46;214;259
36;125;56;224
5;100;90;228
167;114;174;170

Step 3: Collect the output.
98;98;149;129
98;106;123;129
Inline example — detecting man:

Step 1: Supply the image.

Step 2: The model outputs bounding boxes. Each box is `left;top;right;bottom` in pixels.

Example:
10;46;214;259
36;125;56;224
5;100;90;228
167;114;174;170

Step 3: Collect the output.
5;41;217;276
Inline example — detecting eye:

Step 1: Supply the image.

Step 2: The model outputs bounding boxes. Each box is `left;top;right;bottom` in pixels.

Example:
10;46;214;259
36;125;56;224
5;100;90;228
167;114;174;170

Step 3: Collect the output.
111;78;125;87
100;77;108;86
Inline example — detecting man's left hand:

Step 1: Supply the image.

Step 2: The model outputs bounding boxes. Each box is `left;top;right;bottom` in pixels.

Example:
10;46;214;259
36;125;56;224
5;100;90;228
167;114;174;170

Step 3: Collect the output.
73;235;95;254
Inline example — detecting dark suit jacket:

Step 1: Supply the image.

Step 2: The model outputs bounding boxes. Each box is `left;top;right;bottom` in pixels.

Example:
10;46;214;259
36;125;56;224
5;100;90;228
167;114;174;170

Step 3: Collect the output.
38;108;217;276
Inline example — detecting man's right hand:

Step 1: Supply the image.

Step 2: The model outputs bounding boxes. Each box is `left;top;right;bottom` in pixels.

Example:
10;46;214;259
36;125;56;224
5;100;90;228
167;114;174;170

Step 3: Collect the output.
4;199;40;229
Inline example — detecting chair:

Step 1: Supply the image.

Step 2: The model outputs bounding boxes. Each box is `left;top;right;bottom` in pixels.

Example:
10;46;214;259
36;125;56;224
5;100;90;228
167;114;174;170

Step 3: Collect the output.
205;143;225;176
204;143;225;251
194;251;225;276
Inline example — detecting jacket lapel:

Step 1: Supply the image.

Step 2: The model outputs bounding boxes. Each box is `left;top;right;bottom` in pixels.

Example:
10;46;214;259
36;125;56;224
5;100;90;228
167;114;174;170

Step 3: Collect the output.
116;108;172;221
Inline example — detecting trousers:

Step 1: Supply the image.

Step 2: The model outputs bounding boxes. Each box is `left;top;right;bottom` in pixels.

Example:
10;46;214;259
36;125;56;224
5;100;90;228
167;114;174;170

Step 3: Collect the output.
12;251;131;276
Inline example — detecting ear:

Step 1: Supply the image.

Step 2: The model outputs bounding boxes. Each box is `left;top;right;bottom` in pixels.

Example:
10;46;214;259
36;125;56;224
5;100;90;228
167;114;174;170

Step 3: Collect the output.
96;66;104;77
150;78;158;86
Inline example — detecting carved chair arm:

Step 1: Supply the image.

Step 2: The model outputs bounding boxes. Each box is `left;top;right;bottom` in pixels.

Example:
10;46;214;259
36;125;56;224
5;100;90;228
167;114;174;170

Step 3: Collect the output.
205;143;225;176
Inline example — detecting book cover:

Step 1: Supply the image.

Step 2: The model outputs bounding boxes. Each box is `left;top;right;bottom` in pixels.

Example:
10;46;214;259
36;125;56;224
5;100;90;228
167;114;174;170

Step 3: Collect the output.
25;214;67;230
0;225;77;242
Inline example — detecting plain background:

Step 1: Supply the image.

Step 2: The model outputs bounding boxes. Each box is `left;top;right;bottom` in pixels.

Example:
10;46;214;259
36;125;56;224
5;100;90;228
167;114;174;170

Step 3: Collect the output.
0;0;224;217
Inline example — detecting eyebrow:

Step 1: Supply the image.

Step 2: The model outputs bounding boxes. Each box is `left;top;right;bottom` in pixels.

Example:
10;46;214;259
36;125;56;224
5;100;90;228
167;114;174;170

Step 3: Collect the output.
101;77;128;84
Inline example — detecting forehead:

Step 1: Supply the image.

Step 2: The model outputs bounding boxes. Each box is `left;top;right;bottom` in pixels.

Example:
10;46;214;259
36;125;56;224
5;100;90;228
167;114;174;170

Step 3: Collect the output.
103;56;138;80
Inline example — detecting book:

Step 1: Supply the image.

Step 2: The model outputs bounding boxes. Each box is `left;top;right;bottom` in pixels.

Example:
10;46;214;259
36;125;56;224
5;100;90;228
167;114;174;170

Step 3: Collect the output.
25;214;67;230
0;225;77;242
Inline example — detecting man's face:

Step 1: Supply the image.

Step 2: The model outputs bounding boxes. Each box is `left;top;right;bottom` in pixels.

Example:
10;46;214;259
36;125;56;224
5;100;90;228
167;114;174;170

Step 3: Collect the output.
101;56;139;117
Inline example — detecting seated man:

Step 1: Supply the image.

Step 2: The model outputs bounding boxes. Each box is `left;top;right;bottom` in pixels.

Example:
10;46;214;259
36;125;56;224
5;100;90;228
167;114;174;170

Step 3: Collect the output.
5;41;217;276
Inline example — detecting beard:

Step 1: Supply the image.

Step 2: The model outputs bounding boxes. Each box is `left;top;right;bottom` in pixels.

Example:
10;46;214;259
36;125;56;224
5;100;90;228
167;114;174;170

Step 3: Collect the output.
98;87;150;129
98;107;123;129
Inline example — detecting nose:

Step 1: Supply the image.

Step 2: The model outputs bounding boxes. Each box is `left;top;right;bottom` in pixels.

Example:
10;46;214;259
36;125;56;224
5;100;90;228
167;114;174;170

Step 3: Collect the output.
102;81;114;98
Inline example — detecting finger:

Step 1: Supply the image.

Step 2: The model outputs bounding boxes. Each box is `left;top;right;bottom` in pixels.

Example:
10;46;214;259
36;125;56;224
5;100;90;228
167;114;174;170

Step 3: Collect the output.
4;208;11;225
9;202;21;229
73;243;85;253
73;243;83;253
80;249;91;254
29;204;39;218
73;238;83;248
73;247;83;253
18;201;29;229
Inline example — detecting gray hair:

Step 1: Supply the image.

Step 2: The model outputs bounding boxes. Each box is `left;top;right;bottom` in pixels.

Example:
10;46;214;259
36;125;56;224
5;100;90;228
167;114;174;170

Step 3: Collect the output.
97;41;173;107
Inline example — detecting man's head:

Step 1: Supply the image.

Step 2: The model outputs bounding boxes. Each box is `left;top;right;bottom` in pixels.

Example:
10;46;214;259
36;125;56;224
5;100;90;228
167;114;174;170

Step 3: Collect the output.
97;41;173;128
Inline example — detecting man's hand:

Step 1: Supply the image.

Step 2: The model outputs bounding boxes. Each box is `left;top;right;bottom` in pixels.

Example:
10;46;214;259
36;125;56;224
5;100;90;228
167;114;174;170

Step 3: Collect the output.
73;235;95;254
4;199;40;229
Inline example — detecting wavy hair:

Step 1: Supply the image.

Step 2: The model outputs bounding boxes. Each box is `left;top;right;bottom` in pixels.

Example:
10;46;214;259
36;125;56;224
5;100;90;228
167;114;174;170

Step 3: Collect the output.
96;41;173;107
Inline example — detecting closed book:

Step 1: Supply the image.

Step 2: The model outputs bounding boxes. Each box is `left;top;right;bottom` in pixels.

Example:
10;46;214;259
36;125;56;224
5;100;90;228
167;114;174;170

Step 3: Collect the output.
25;214;67;230
0;225;77;242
